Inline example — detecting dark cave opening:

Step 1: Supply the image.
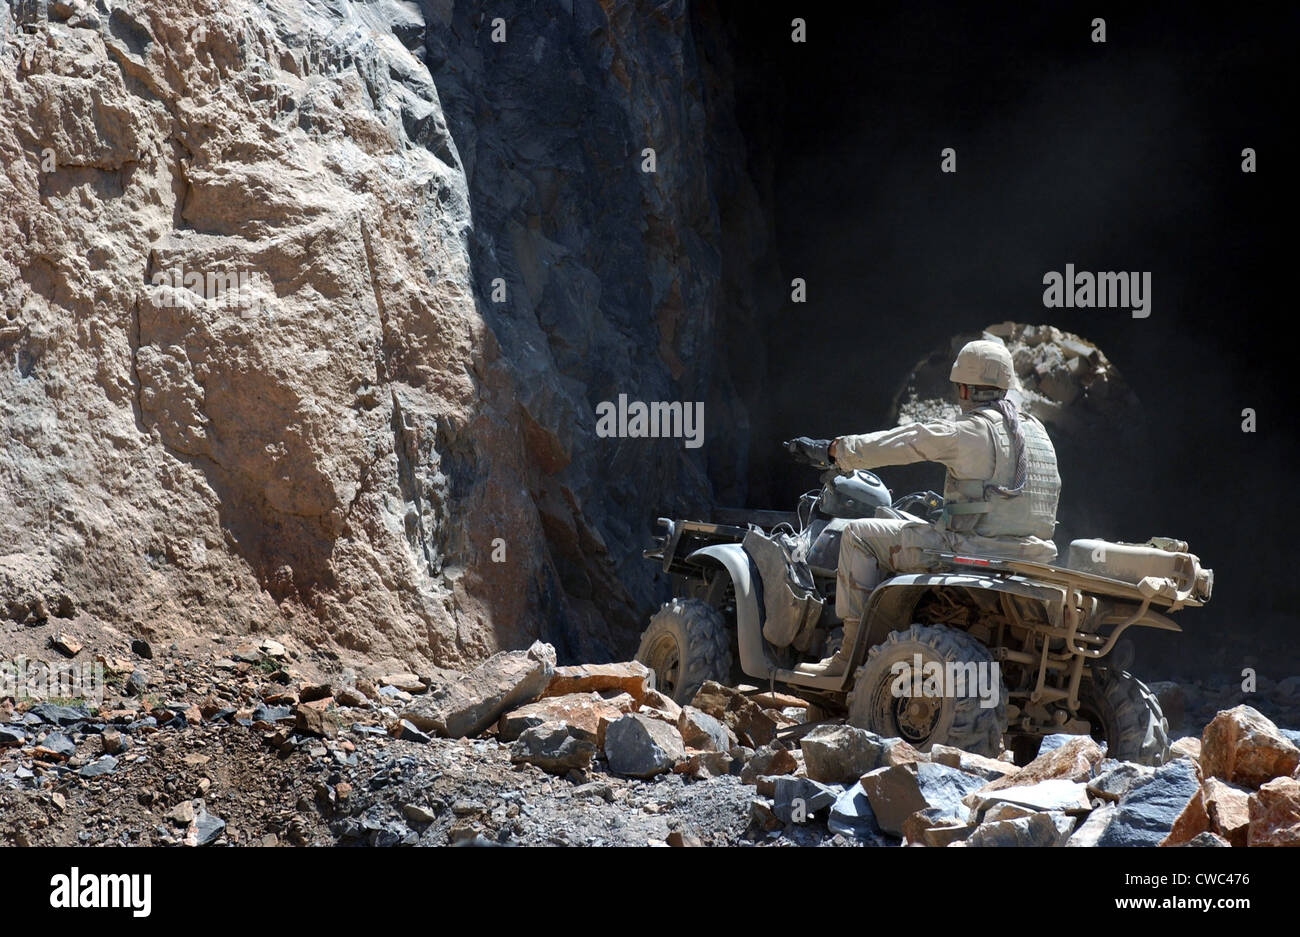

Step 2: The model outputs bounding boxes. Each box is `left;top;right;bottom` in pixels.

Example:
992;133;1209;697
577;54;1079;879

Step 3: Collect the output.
704;0;1300;677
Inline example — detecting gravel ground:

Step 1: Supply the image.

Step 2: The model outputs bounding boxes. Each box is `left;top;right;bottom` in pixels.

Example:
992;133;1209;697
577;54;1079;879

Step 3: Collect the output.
1;620;1295;848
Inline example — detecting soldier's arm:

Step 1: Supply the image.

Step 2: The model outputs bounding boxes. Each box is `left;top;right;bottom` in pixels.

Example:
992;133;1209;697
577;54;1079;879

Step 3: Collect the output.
832;418;992;477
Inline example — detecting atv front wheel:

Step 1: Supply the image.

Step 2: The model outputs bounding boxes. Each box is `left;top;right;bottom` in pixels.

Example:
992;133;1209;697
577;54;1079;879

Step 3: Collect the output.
846;623;1007;757
635;598;734;705
1077;668;1170;766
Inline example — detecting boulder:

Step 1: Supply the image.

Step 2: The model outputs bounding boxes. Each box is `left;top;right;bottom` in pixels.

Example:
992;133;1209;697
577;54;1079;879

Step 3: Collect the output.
902;806;974;847
497;692;624;743
1201;777;1251;847
78;756;119;778
677;706;730;753
724;698;781;749
1246;776;1300;846
598;691;639;714
982;802;1037;823
1097;757;1200;847
686;682;782;747
753;775;779;798
772;777;839;824
963;811;1075;847
689;681;736;720
379;673;426;694
28;703;90;726
1179;831;1231;847
1035;733;1085;755
640;689;683;723
860;762;986;837
1170;737;1201;762
739;743;798;784
1087;762;1154;802
969;779;1093;818
828;781;885;842
545;661;652;704
509;722;596;774
184;804;226;847
673;750;734;780
1200;705;1300;789
603;713;685;779
401;642;555;738
749;798;783;833
929;744;1019;781
1066;803;1117;847
294;704;338;739
34;733;76;760
1160;785;1210;846
881;738;925;766
335;686;370;708
980;735;1105;793
389;719;432;743
800;724;886;784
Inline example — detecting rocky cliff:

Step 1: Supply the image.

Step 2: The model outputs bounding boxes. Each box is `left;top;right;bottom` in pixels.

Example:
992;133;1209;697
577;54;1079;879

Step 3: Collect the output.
0;0;771;671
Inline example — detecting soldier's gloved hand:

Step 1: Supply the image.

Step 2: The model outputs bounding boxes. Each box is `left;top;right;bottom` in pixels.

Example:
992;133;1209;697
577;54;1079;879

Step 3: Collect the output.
787;436;833;466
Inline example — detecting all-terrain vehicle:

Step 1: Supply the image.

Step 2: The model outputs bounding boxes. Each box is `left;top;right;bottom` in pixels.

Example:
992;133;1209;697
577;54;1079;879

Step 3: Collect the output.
636;442;1214;764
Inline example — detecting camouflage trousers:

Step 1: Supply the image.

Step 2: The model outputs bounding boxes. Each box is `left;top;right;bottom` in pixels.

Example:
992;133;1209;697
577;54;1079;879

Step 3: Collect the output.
835;517;1058;621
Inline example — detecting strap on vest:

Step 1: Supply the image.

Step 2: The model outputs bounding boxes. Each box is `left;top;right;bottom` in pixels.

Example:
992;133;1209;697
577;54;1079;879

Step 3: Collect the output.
938;500;992;532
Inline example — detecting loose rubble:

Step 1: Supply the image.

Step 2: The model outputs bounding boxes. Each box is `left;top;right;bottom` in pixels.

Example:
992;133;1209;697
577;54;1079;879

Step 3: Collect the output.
1;626;1296;847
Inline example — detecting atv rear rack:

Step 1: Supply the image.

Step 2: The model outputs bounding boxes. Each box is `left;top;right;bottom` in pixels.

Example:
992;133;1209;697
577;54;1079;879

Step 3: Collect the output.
926;551;1208;610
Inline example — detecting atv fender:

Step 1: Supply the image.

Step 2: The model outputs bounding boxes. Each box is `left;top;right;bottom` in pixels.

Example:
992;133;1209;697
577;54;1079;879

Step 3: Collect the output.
685;543;778;682
851;573;1065;672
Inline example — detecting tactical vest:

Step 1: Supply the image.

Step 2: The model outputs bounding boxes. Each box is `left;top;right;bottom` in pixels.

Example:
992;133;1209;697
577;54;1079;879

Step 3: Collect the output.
941;407;1061;540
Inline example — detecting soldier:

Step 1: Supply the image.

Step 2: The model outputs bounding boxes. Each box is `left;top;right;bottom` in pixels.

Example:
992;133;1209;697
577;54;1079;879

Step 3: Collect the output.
789;339;1062;677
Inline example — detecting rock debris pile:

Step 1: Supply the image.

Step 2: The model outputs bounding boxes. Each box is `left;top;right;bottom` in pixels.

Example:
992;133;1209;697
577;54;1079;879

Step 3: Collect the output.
3;631;1295;847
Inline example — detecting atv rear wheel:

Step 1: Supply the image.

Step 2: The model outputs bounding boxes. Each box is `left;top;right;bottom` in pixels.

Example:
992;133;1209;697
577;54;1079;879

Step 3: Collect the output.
635;598;733;705
1076;668;1170;766
846;623;1007;757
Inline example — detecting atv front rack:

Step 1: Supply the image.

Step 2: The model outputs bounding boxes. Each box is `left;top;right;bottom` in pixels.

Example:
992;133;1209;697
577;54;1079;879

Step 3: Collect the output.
644;518;748;576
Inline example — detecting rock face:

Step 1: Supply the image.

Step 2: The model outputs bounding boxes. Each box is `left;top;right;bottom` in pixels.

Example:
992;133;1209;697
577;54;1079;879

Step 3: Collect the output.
0;0;770;670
